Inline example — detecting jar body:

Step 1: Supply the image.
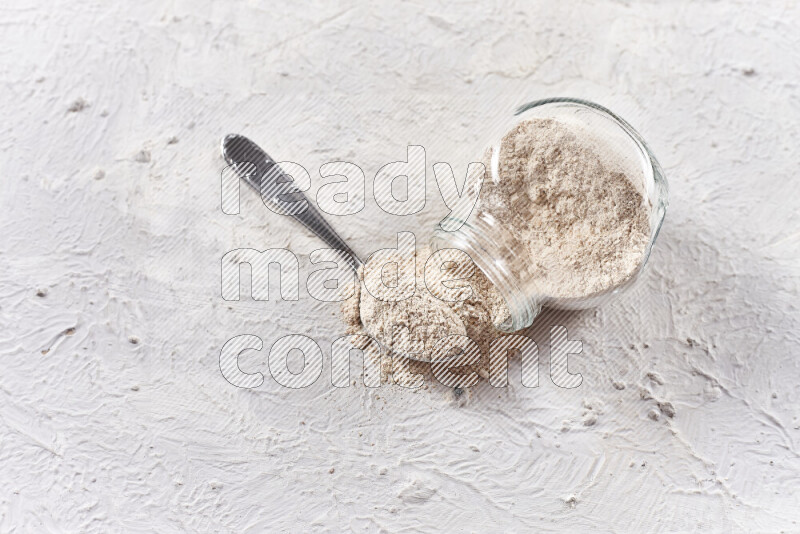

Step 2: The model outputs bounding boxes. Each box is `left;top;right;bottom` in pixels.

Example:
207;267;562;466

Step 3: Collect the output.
433;98;668;332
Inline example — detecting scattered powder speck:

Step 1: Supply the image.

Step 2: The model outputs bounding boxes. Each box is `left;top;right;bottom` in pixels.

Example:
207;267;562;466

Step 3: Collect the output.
657;400;676;418
67;98;89;113
134;150;151;163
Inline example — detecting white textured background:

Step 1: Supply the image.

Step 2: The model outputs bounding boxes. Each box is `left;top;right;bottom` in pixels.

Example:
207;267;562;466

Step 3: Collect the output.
2;1;799;532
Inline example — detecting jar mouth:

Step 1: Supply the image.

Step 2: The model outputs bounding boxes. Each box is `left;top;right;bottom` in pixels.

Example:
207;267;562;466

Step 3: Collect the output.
432;213;541;333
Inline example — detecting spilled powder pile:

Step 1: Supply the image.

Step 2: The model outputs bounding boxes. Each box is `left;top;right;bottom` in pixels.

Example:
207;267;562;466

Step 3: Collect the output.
479;117;651;299
340;117;650;383
340;246;509;379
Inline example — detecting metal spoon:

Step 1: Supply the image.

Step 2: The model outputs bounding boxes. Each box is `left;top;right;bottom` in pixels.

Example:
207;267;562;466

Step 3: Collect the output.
221;134;362;271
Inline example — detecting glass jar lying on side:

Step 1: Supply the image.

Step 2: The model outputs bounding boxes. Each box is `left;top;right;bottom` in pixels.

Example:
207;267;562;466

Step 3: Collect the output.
433;97;669;333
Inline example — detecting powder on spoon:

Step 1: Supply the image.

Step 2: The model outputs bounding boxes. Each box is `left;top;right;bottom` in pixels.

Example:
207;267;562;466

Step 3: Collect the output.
341;246;509;369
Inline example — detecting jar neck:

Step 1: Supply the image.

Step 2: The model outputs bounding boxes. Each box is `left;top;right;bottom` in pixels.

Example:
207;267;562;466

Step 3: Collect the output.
432;212;541;333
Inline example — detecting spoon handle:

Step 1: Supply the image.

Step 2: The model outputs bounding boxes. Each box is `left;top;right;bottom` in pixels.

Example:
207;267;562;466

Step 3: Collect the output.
221;134;363;271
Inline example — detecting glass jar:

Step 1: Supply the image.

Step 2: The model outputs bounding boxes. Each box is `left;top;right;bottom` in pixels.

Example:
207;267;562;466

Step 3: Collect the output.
432;97;669;332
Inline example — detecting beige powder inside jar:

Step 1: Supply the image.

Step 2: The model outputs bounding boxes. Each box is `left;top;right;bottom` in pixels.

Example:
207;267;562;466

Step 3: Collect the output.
480;117;651;300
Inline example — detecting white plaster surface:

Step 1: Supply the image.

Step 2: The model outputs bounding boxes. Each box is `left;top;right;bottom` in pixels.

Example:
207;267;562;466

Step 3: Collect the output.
1;1;799;532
